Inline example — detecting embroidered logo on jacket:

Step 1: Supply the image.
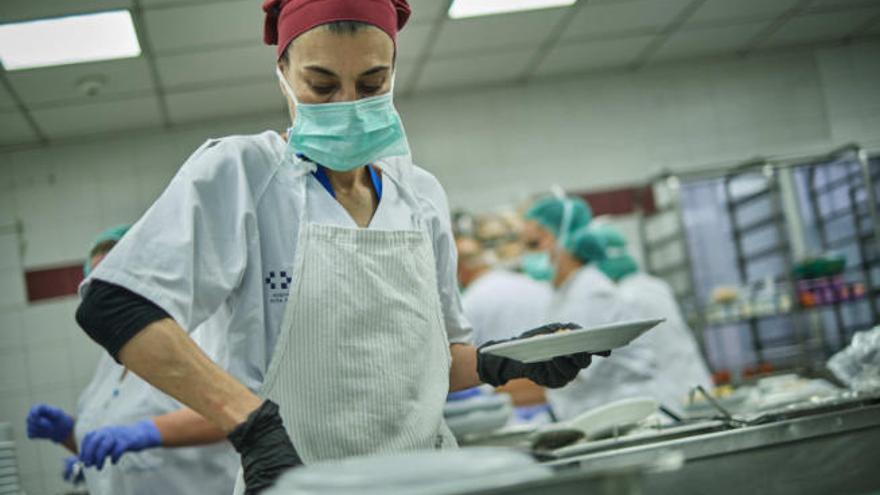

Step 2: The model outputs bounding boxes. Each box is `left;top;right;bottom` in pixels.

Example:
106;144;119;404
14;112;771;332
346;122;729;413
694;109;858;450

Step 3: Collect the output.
265;270;292;304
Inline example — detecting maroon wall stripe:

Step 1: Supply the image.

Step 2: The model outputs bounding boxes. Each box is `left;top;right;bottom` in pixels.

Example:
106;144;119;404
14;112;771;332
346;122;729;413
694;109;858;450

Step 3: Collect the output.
23;185;654;302
25;264;84;302
574;184;656;216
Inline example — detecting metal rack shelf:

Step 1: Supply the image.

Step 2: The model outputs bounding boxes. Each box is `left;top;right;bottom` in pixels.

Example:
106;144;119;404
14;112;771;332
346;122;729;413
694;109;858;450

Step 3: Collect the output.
800;148;880;349
638;145;880;382
636;178;708;360
722;162;796;365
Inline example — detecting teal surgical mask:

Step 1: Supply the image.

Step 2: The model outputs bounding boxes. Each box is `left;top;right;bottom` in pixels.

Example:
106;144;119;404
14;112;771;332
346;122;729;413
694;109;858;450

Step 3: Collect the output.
522;252;555;281
522;199;575;283
276;67;411;172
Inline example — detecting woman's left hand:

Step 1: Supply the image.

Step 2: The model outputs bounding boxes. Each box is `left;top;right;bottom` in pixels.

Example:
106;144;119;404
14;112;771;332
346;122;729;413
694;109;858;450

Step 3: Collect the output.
476;322;610;389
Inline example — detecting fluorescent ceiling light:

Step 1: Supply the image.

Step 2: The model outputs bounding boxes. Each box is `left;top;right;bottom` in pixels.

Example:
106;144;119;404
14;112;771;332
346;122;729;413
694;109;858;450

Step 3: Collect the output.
448;0;577;19
0;10;141;71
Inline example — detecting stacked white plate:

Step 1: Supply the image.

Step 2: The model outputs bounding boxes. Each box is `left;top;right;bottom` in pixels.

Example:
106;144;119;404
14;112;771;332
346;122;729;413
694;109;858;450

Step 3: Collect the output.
444;391;513;438
0;423;21;495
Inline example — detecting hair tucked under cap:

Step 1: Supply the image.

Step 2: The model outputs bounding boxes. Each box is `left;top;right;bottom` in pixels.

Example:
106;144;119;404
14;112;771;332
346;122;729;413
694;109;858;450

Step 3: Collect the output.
262;0;411;59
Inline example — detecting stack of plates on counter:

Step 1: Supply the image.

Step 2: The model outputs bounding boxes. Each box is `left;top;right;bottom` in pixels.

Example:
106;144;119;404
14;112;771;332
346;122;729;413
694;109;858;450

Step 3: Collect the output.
444;388;512;438
265;447;550;495
531;398;659;452
0;423;21;495
479;318;664;363
563;397;658;439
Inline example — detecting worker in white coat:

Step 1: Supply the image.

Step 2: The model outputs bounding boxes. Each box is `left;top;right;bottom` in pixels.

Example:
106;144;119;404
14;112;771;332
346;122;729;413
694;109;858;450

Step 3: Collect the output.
26;226;237;494
73;2;602;492
457;236;553;345
456;235;553;408
522;198;634;420
536;214;712;420
593;224;713;408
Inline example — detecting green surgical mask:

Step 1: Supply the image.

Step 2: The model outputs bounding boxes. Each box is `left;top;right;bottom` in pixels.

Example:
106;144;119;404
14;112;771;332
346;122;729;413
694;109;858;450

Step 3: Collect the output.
522;199;575;282
277;68;411;172
522;252;555;281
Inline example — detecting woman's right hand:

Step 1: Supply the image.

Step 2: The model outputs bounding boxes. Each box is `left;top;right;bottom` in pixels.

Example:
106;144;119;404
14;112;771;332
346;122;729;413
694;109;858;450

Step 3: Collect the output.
228;400;303;494
26;404;75;443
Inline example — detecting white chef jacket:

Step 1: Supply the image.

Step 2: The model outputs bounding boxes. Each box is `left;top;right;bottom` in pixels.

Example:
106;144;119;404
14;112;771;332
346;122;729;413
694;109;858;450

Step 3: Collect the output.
80;131;473;392
546;266;713;420
617;272;713;404
462;269;553;345
544;265;637;420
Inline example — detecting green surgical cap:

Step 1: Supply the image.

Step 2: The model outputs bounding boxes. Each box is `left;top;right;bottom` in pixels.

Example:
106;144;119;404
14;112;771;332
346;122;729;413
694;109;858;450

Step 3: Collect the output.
84;224;131;276
590;224;628;249
598;254;639;282
564;225;607;264
525;196;592;238
91;224;130;250
591;224;639;281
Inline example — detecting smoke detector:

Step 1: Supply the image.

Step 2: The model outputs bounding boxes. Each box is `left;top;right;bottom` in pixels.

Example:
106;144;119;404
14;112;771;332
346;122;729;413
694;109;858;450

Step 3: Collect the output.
76;74;108;97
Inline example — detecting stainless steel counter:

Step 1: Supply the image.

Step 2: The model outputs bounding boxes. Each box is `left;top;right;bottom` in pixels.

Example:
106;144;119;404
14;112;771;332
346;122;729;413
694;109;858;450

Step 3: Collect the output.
463;394;880;495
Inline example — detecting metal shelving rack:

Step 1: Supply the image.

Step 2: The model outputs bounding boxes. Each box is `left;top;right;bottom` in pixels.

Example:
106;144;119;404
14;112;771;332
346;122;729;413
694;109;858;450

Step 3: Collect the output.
636;177;708;359
862;152;880;313
637;145;880;380
799;148;879;348
721;161;800;366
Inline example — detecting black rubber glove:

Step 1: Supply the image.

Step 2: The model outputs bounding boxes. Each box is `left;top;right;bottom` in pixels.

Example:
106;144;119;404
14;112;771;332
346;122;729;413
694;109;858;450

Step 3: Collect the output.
477;322;610;389
227;400;303;495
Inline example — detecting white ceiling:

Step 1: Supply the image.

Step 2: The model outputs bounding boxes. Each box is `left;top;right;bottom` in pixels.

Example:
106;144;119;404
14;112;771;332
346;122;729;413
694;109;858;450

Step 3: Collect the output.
1;0;879;148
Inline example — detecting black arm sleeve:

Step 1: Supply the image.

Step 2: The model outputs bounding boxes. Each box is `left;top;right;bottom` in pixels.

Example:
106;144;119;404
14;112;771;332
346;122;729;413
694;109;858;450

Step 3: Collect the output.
75;280;171;362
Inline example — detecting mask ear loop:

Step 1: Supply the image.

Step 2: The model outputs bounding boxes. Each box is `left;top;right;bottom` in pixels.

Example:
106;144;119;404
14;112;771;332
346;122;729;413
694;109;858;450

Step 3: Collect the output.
276;66;299;105
275;66;316;175
552;198;574;272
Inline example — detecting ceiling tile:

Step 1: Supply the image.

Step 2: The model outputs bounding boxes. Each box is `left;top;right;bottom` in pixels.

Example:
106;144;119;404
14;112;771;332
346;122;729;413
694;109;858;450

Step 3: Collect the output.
807;0;880;12
534;35;654;76
140;0;210;6
653;22;771;61
30;96;161;138
156;44;275;88
6;58;154;107
561;0;693;42
397;23;433;62
432;8;569;57
0;111;38;146
0;0;131;22
145;0;262;54
415;48;540;93
686;0;798;26
762;8;880;47
407;0;448;27
165;81;283;124
0;85;17;112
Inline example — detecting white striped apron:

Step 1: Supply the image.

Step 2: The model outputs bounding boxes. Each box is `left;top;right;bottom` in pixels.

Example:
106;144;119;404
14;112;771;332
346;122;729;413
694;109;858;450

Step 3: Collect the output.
234;165;455;493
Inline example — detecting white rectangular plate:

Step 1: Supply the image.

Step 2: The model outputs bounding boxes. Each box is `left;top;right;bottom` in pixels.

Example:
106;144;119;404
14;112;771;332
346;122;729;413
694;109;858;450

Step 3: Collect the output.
480;318;664;363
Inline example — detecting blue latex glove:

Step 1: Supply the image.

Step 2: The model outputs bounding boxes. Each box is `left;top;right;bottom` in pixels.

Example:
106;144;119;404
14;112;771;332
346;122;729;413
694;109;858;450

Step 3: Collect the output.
62;456;85;485
79;419;162;470
26;404;75;443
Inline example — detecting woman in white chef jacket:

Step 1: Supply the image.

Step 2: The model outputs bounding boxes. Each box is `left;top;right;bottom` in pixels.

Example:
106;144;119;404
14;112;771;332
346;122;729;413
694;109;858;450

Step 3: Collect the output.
27;227;237;494
592;224;713;410
74;1;600;492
